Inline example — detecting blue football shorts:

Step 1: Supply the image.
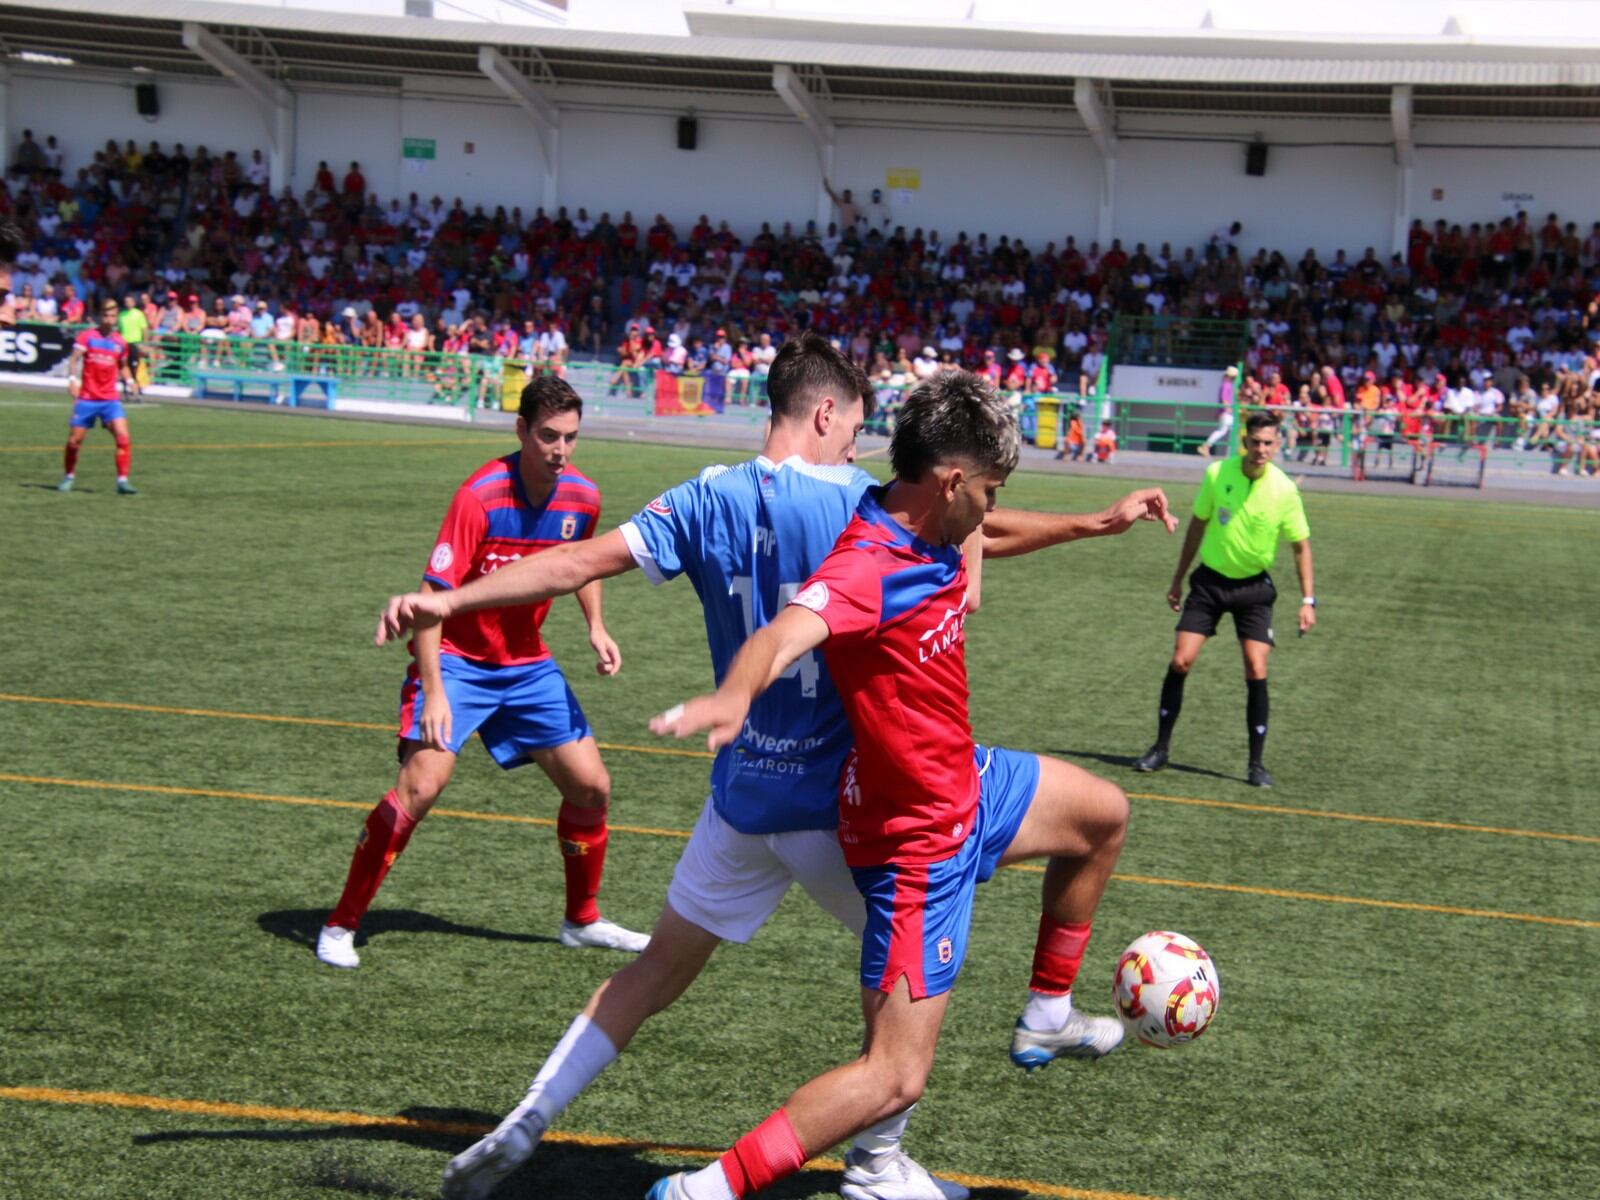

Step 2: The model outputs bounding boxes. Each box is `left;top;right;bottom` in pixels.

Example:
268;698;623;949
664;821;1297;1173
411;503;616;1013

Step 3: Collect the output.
397;653;591;768
852;744;1040;999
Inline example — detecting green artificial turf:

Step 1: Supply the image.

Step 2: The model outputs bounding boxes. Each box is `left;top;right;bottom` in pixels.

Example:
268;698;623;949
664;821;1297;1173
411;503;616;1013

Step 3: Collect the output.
3;393;1599;1199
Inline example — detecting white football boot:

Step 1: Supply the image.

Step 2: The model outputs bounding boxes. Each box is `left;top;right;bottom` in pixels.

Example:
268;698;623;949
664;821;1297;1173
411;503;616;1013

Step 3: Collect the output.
314;925;360;969
643;1173;691;1199
1009;1010;1124;1071
559;916;649;953
840;1148;970;1200
441;1111;546;1200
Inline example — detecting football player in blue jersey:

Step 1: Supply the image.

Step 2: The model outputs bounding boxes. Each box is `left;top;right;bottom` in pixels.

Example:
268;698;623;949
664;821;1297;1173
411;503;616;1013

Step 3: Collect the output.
383;333;968;1200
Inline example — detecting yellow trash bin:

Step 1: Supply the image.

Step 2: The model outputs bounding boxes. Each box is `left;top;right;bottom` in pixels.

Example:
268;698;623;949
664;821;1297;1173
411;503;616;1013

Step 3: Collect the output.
501;359;530;412
1035;395;1060;450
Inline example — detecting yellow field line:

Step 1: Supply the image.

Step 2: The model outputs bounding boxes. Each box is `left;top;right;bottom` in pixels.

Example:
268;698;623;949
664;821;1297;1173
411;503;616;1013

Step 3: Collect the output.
0;692;713;760
4;771;1595;929
8;691;1596;844
0;437;494;454
0;774;690;840
1005;865;1600;930
1123;787;1600;846
0;1085;1168;1200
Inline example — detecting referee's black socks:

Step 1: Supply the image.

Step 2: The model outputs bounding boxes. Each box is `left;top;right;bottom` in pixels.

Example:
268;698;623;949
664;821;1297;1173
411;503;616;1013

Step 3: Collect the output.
1246;677;1269;765
1155;667;1187;750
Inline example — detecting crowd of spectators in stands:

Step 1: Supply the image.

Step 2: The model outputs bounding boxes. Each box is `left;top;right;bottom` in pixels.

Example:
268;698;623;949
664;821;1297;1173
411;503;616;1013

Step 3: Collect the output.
4;129;1599;469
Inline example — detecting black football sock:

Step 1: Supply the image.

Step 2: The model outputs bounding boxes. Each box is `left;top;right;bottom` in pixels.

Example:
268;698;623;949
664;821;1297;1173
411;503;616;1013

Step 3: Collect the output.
1156;667;1186;750
1246;678;1269;765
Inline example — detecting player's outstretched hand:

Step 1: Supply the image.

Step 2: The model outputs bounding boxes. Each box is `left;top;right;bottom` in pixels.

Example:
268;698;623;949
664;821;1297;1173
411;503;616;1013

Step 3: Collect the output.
1105;488;1179;535
375;591;451;645
420;692;453;752
650;693;747;753
590;626;622;676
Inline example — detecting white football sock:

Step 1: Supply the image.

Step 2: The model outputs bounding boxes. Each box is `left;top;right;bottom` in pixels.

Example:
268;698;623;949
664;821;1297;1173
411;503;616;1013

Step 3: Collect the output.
680;1161;737;1200
1021;989;1075;1032
852;1102;915;1162
508;1015;618;1128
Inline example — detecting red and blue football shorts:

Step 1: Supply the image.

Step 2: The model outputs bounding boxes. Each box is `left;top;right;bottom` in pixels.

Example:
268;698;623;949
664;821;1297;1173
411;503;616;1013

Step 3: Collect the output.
851;744;1040;999
71;400;127;429
397;654;591;767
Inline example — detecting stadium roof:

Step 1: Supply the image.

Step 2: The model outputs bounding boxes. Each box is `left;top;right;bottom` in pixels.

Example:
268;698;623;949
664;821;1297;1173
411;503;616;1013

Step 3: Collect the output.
5;0;1600;118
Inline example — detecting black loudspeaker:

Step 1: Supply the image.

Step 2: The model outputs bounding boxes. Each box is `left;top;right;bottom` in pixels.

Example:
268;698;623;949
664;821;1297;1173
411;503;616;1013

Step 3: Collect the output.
676;116;697;151
1245;142;1268;176
135;82;159;117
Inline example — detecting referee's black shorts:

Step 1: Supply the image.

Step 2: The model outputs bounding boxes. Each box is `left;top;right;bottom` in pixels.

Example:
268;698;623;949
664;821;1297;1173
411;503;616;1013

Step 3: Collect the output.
1176;563;1277;645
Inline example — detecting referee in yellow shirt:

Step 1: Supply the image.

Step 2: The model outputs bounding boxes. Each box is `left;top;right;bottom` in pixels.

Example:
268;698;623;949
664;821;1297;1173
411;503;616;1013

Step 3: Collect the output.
1135;411;1316;787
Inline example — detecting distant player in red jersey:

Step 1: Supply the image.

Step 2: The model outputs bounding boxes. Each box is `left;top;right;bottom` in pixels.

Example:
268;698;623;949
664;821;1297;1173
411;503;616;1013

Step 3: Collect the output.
649;373;1177;1200
316;376;648;969
61;300;141;495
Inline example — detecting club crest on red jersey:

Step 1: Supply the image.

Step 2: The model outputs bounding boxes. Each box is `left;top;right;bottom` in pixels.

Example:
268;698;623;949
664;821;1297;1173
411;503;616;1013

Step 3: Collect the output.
561;514;578;539
792;581;830;612
429;542;454;572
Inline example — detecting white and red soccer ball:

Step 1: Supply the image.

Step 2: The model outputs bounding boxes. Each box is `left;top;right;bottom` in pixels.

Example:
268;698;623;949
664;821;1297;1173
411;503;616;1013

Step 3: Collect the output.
1112;931;1221;1049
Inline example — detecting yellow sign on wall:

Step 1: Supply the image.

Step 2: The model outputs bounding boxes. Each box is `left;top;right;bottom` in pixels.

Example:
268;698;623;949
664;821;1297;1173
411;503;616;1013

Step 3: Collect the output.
885;168;921;191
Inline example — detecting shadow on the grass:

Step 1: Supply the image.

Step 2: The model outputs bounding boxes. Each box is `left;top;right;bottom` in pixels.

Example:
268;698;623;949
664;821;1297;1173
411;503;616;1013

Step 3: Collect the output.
257;908;560;953
1050;747;1241;784
134;1111;1032;1198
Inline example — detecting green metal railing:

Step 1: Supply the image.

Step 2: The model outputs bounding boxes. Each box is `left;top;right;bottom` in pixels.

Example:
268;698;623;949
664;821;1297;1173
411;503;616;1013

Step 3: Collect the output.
143;334;501;408
1107;315;1250;370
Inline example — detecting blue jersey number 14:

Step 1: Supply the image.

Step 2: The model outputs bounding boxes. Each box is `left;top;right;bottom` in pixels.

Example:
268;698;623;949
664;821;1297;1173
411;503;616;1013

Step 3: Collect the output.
729;575;821;698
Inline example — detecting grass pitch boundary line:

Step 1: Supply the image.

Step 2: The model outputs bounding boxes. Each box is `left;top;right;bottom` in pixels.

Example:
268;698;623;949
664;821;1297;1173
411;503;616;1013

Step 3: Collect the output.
5;771;1596;930
0;436;497;454
0;774;692;840
0;1085;1169;1200
0;692;712;760
5;691;1596;845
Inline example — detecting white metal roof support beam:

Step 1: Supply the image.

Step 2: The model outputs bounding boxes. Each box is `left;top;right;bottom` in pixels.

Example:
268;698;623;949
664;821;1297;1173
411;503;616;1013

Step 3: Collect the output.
181;24;294;193
1390;84;1414;259
772;64;836;231
1074;78;1117;246
479;46;559;211
0;65;10;178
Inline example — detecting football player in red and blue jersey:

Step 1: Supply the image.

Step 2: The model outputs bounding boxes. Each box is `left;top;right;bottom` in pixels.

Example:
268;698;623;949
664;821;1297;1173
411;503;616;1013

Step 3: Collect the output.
650;372;1176;1200
61;300;141;494
316;376;647;969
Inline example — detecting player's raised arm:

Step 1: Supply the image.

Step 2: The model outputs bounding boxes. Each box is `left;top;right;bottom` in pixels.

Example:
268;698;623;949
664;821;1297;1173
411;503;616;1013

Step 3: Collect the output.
376;528;637;645
650;606;831;751
982;488;1177;558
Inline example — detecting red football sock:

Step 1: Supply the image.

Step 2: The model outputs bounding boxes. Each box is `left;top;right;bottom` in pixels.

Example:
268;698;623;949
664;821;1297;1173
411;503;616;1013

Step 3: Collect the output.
556;801;607;926
718;1108;809;1197
64;442;80;476
326;791;417;930
1030;915;1093;995
114;438;131;479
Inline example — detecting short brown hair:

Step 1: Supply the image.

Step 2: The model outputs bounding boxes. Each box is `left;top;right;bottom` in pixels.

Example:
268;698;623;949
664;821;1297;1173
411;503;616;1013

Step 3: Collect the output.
1244;411;1281;435
766;331;874;421
890;371;1020;480
519;374;583;424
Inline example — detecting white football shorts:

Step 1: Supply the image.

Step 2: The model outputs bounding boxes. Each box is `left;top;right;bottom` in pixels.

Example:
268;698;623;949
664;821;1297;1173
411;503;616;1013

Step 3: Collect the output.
666;797;865;944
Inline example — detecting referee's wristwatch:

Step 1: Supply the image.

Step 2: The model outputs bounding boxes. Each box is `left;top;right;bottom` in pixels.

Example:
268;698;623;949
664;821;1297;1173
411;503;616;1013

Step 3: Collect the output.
1300;596;1316;607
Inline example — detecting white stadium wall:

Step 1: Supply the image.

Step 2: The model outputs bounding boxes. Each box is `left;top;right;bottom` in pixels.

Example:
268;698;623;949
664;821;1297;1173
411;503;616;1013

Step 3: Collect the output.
8;72;270;174
7;67;1600;261
827;120;1103;249
556;106;819;232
